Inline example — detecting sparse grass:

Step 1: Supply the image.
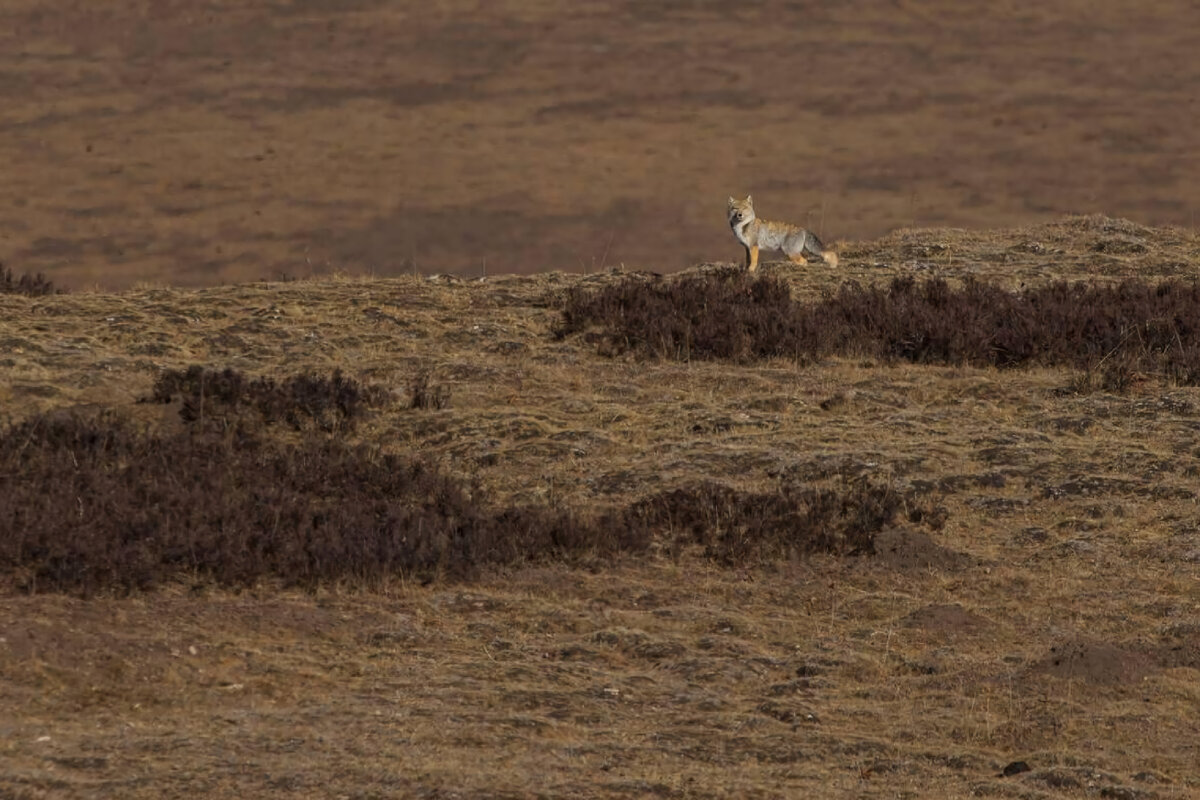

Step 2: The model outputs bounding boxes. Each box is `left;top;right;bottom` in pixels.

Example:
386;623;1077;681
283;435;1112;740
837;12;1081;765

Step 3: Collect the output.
633;479;945;563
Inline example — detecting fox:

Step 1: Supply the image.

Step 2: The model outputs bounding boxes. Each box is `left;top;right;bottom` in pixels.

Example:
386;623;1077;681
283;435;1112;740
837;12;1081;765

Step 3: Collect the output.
727;195;838;272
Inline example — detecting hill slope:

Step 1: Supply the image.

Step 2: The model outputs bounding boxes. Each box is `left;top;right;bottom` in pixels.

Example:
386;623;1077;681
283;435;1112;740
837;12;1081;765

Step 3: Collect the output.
2;217;1199;798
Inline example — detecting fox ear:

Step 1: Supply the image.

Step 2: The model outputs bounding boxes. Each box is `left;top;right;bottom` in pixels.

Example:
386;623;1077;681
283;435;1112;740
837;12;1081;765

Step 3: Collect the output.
728;196;736;206
746;195;753;205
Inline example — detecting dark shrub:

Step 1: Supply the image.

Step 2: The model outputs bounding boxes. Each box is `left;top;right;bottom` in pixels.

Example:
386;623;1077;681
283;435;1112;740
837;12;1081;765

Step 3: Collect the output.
0;411;949;594
557;269;803;362
561;274;1200;385
148;366;390;432
0;412;646;594
1;264;63;296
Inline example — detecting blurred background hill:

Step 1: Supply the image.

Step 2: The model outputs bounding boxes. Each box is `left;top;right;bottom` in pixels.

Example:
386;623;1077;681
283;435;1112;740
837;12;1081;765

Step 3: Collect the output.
2;0;1198;288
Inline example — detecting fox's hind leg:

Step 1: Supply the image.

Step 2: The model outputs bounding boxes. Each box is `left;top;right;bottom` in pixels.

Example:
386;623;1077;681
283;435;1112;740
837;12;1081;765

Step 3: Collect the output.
782;234;811;265
785;240;810;264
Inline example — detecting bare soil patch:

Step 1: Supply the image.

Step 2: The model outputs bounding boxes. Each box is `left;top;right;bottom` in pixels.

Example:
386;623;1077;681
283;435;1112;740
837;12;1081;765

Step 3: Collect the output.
1032;640;1157;685
903;603;993;636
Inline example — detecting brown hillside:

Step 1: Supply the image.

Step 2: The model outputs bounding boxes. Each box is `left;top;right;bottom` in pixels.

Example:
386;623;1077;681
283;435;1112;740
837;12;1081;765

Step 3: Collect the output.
1;218;1199;798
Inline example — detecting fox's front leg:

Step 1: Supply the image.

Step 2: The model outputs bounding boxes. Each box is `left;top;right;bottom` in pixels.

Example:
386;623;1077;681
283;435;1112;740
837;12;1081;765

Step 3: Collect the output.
746;245;759;272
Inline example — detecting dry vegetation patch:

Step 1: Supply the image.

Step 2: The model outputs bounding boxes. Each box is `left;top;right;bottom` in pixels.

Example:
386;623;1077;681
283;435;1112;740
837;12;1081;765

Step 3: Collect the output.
561;270;1200;386
0;404;945;594
632;480;946;564
146;364;392;432
0;264;63;297
0;408;646;593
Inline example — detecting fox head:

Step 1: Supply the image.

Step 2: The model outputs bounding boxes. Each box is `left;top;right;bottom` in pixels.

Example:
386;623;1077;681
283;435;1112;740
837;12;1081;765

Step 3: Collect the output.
728;195;755;230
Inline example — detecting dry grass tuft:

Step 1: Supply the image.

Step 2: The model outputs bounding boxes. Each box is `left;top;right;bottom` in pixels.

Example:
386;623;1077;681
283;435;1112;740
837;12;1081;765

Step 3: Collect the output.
633;480;945;563
0;264;63;297
408;371;451;410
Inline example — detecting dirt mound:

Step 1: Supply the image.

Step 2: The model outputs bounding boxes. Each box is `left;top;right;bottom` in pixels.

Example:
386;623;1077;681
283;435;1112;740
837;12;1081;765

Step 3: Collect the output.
1032;640;1156;685
902;603;991;635
871;528;972;572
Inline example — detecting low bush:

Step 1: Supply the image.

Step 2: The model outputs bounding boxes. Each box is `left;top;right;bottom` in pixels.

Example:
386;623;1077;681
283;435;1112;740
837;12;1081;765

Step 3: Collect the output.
0;410;943;594
0;412;645;594
557;268;801;362
560;272;1200;383
148;366;391;432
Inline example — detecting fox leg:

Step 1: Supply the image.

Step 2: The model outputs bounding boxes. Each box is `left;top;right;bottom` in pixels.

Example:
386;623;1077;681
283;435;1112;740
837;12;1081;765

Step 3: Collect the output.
747;245;759;272
787;251;808;264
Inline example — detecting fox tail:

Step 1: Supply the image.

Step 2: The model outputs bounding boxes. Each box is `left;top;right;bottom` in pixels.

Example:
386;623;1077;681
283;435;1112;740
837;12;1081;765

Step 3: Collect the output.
805;232;839;268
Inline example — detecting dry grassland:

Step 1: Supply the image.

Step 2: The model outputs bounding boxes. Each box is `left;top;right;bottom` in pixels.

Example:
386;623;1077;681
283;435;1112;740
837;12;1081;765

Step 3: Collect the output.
1;217;1199;798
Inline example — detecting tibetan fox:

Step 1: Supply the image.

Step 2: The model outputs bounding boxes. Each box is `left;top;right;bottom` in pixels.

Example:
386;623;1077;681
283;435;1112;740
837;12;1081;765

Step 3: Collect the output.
728;195;838;272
